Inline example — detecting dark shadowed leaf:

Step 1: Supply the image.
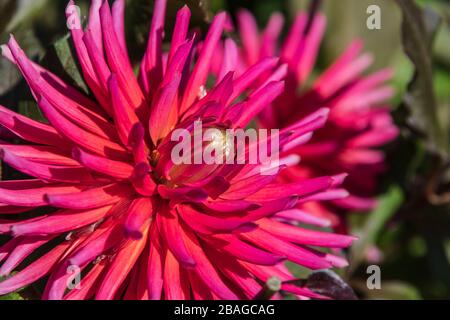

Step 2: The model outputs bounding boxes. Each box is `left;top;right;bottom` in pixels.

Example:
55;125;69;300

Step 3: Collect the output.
0;0;16;34
18;100;45;122
40;34;88;94
288;270;358;300
396;0;448;158
0;29;43;96
2;0;49;34
0;54;20;96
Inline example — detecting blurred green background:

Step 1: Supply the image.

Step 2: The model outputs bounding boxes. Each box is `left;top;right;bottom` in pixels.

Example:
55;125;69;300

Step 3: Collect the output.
0;0;449;300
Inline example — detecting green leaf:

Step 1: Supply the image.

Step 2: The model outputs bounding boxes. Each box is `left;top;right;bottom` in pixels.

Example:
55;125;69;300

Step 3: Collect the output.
349;185;404;272
0;291;24;300
396;0;449;158
0;276;24;300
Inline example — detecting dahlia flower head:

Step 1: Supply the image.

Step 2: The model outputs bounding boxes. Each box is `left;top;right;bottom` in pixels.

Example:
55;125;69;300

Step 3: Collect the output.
0;0;357;300
214;10;399;231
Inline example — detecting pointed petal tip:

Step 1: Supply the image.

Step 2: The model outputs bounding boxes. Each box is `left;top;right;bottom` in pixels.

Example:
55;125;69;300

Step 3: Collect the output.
9;225;20;237
318;107;330;118
215;11;228;20
180;4;190;11
0;269;11;278
1;44;12;60
330;173;348;187
7;34;17;48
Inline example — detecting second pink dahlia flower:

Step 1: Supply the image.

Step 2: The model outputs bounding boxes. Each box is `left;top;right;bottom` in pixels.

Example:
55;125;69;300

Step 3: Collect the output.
0;0;355;300
224;9;399;232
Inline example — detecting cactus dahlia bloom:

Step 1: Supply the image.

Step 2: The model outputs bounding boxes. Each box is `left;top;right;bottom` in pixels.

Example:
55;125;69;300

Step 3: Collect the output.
225;10;399;232
0;0;356;300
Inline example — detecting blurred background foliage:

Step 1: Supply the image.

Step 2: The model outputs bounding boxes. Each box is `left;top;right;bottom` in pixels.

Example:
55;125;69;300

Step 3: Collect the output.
0;0;449;300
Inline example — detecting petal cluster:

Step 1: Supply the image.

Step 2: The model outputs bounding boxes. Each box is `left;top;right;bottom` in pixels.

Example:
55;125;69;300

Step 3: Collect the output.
0;1;356;300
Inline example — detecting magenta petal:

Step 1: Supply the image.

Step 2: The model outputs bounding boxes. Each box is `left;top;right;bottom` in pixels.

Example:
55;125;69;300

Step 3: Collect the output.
258;218;356;248
163;250;190;299
237;9;261;65
177;204;255;235
0;147;94;184
130;162;156;196
0;144;80;166
108;74;140;146
0;104;66;148
64;262;106;300
168;6;191;64
229;57;279;103
0;243;70;296
147;224;165;300
241;228;332;270
149;74;180;145
0;182;82;207
181;227;239;299
68;223;122;268
206;234;285;266
38;96;129;161
11;205;114;236
112;0;127;53
124;198;154;239
100;1;145;111
45;183;133;210
141;0;167;94
235;81;284;128
72;147;134;179
95;230;148;300
157;205;196;268
181;12;227;112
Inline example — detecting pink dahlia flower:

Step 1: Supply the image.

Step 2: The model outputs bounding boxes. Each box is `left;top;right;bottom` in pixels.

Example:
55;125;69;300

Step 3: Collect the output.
225;9;399;231
0;0;355;300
